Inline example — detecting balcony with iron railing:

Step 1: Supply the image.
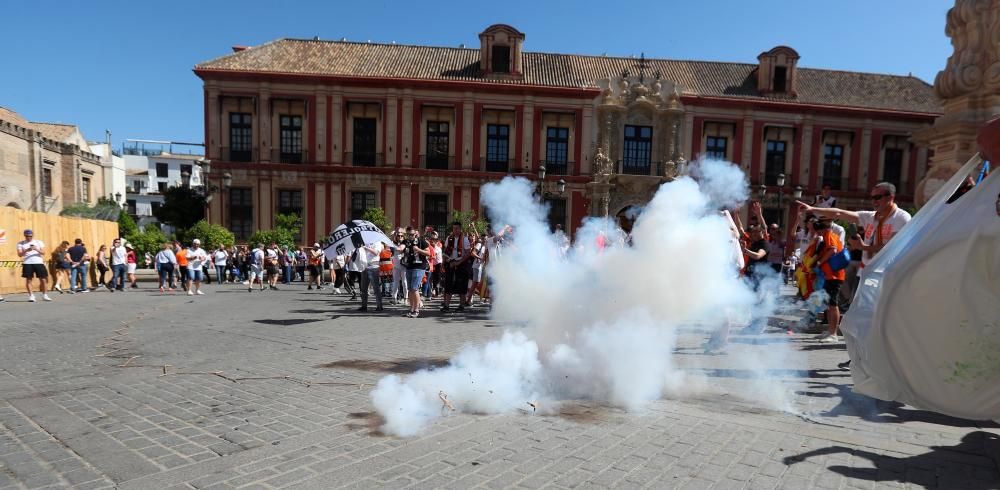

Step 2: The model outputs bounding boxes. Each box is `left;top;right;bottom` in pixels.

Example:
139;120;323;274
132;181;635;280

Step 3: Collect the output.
420;154;455;170
617;159;658;176
346;152;384;167
485;159;515;173
220;147;257;163
271;149;307;164
539;160;570;176
820;177;851;192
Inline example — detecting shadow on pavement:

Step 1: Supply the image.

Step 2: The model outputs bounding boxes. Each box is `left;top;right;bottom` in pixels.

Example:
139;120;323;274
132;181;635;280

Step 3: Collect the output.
797;382;1000;428
783;432;1000;489
319;357;451;373
686;367;850;379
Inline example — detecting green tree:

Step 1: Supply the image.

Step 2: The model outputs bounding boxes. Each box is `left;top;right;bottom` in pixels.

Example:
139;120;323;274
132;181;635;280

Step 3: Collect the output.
181;220;235;249
124;223;168;262
361;207;393;234
451;210;488;235
247;213;300;248
117;210;138;238
153;186;207;232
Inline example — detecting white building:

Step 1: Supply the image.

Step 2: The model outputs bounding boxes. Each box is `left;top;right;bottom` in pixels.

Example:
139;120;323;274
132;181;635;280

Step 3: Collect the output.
86;141;127;203
122;139;204;232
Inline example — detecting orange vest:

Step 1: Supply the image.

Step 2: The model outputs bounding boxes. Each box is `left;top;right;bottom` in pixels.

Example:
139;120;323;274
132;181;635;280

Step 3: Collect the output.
378;248;393;275
176;249;188;267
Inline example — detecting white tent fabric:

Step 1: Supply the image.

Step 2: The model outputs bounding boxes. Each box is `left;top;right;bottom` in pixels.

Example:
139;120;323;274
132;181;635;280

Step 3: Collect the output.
842;155;1000;421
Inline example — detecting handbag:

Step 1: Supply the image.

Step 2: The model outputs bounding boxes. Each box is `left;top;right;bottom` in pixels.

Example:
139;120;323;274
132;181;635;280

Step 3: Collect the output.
827;247;851;271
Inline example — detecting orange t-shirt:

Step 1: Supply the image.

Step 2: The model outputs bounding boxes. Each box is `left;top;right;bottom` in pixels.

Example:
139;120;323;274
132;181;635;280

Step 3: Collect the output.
817;230;846;281
176;249;188;267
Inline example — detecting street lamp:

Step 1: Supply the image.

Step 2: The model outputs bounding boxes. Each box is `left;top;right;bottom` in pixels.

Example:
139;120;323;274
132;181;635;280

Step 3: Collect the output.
556;179;566;195
180;170;192;188
114;192;122;203
793;185;803;200
222;171;233;189
776;173;786;187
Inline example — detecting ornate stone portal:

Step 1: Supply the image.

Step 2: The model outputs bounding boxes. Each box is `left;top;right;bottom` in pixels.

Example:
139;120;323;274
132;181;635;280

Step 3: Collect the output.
588;63;688;219
913;0;1000;206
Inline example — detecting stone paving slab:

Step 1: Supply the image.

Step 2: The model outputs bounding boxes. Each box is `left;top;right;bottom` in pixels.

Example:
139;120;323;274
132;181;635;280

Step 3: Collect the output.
0;283;998;489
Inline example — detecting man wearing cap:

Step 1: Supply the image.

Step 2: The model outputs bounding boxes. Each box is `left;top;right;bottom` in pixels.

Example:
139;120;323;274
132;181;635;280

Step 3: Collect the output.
109;237;128;292
16;229;51;302
307;243;325;290
186;239;209;295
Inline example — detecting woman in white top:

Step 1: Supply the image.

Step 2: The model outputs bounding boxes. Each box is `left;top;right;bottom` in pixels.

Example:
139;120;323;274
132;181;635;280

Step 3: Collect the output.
465;235;488;306
212;245;229;284
155;242;178;292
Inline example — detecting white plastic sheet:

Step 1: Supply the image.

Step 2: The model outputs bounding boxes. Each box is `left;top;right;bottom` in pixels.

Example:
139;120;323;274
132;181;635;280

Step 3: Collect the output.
842;155;1000;421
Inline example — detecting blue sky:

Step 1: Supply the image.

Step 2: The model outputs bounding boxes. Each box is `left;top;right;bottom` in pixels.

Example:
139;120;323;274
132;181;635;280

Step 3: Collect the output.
1;0;953;146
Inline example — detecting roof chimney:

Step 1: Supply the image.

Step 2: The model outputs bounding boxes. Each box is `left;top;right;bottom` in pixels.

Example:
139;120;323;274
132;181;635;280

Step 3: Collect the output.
231;45;249;53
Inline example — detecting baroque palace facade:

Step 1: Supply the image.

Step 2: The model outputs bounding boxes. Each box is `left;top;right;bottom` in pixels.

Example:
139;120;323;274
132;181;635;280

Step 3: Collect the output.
195;24;940;242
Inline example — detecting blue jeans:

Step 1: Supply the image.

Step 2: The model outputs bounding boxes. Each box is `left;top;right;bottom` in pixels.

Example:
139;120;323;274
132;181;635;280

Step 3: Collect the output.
422;272;432;298
188;268;204;282
360;268;382;309
216;265;226;283
406;268;426;292
158;263;174;287
71;263;89;291
111;264;126;290
282;265;293;284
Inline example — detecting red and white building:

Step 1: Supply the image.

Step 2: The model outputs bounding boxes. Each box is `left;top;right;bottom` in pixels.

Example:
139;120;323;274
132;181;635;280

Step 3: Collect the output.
194;24;940;242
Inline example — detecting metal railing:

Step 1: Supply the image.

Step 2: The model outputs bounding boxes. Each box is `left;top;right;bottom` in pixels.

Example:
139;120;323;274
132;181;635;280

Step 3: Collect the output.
271;149;307;164
420;154;454;170
485;159;515;173
220;147;257;163
616;159;659;176
540;160;570;175
346;152;384;167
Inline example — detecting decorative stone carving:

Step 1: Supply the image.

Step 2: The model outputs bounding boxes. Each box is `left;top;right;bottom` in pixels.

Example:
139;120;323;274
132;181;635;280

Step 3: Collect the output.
934;0;1000;98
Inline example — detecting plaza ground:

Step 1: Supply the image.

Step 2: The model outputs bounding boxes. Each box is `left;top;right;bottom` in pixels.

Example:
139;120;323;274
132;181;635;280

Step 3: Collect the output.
0;282;998;489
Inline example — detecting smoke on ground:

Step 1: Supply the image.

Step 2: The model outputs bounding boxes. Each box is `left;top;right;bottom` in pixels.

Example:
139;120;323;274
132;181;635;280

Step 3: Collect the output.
371;158;800;436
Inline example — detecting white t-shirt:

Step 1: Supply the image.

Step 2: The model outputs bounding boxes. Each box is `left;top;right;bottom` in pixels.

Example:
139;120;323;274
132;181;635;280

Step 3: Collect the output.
444;235;470;261
766;240;784;265
250;248;264;268
213;250;229;266
856;206;912;263
814;195;837;208
187;247;208;269
354;242;384;270
17;239;45;265
434;243;443;264
110;245;127;265
472;243;487;270
831;222;847;246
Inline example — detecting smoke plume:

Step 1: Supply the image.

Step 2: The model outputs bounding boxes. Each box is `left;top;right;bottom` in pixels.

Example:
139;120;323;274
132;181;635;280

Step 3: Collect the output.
370;158;796;436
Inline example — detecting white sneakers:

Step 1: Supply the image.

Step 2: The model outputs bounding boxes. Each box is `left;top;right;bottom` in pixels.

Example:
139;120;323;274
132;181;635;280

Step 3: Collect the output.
28;294;35;302
187;290;194;296
196;290;205;295
28;294;52;302
817;332;840;343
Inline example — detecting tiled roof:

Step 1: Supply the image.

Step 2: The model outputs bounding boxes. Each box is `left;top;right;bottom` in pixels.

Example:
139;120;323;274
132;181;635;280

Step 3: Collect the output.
0;106;32;128
196;39;941;115
31;122;78;142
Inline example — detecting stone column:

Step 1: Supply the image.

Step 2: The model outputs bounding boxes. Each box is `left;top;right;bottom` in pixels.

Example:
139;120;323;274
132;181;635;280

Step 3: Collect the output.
259;88;271;163
912;0;1000;206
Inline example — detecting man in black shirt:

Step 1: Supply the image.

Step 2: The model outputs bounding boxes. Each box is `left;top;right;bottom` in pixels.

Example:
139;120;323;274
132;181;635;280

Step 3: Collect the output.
67;238;90;293
399;227;430;318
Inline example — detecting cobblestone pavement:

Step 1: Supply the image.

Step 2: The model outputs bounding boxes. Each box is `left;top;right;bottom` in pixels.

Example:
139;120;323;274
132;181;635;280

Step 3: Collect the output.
1;282;997;489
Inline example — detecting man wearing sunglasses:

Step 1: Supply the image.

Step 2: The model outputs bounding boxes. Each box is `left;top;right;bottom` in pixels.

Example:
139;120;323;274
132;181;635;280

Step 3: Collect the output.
797;182;911;267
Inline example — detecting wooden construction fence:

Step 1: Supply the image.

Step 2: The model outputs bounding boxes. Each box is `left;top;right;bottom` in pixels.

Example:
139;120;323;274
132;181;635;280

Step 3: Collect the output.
0;207;119;294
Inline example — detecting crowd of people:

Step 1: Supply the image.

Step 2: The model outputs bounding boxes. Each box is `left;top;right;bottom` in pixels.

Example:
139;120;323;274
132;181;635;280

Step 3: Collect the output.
4;221;511;318
4;181;916;345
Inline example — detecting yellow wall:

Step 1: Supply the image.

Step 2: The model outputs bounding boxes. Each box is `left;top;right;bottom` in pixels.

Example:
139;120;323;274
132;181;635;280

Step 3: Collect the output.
0;207;118;294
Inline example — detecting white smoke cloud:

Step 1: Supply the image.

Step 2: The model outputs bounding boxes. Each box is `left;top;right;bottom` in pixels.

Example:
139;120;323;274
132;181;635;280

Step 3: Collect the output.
370;160;799;436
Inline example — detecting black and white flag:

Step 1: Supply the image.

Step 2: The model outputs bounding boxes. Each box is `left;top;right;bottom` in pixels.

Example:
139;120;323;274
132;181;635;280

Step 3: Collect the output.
323;220;394;260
